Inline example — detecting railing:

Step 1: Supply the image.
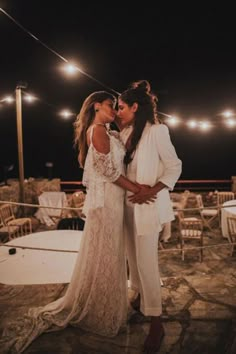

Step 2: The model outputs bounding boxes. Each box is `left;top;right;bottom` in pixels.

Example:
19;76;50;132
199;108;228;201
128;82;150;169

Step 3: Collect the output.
174;179;232;191
60;179;233;193
60;181;85;193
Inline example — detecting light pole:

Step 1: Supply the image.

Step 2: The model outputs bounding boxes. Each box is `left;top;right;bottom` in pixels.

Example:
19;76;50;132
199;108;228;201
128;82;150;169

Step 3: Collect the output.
15;82;27;204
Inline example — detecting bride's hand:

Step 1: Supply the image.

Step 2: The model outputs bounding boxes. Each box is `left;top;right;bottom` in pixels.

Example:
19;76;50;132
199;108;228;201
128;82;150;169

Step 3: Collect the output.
128;184;157;204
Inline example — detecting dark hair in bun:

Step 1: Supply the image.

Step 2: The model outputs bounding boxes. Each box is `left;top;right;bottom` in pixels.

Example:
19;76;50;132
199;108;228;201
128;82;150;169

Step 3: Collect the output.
119;80;159;164
130;80;151;94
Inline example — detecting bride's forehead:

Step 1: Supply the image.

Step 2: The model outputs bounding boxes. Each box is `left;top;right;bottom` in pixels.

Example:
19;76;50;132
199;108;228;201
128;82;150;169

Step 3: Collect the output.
102;98;115;105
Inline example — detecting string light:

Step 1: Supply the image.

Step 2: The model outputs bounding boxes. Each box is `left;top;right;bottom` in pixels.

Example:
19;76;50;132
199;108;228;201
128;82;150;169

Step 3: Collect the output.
62;63;81;76
187;120;197;129
24;94;36;103
1;8;236;130
60;110;75;119
166;115;180;126
0;91;76;120
225;118;236;128
0;7;119;96
222;110;234;118
199;121;211;131
1;91;236;128
0;96;14;103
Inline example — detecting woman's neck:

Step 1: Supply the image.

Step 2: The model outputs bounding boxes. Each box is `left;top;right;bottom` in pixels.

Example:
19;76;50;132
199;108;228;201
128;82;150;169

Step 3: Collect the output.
93;122;106;127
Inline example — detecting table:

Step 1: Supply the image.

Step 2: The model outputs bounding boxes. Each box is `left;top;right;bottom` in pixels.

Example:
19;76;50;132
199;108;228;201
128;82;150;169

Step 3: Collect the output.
221;199;236;240
0;230;83;285
35;191;68;226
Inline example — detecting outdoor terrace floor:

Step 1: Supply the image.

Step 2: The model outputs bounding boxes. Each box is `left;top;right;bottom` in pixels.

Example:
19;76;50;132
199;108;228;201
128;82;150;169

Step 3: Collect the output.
0;217;236;353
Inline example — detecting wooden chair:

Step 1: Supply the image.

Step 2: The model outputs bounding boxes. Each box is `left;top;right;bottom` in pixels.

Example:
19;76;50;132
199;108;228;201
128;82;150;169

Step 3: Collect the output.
177;211;204;262
0;203;32;240
68;191;86;217
170;190;190;233
171;190;190;216
195;194;218;232
217;191;235;206
0;215;18;242
227;216;236;256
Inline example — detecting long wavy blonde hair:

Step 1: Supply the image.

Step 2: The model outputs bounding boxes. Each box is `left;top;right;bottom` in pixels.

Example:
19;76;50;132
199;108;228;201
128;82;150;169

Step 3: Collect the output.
74;91;116;167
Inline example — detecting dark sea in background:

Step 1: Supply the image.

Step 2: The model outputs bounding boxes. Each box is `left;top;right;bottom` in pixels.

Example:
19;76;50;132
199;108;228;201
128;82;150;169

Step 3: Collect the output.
1;105;236;184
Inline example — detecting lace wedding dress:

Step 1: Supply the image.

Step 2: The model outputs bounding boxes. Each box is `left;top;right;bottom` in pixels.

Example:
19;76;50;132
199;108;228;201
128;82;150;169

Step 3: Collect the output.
1;127;128;353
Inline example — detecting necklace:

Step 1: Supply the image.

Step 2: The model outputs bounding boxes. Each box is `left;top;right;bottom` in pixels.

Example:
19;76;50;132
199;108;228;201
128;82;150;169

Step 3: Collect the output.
94;122;106;127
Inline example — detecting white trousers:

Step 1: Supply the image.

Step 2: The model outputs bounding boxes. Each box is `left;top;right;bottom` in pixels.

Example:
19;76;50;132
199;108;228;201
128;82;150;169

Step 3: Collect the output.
125;205;162;316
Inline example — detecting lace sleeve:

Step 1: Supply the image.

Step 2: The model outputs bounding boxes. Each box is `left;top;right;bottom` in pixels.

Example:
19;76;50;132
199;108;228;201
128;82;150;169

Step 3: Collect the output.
91;145;121;182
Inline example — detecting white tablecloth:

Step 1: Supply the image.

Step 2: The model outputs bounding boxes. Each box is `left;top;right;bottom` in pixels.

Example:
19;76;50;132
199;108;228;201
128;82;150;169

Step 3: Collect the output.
221;199;236;240
35;191;68;226
0;230;83;285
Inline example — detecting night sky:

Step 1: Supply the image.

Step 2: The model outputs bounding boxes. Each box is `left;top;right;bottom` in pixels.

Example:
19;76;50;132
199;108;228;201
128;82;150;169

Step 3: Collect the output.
0;1;236;182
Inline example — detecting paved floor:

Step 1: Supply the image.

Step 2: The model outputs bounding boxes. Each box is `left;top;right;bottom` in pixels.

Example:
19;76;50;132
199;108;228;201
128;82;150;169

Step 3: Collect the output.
0;220;236;353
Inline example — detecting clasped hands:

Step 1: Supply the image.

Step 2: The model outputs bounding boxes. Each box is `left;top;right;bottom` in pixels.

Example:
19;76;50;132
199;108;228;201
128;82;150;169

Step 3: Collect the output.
129;183;157;204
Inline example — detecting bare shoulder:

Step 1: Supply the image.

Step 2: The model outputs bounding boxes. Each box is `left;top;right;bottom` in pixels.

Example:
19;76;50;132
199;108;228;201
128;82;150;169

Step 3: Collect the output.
87;125;106;144
88;125;110;154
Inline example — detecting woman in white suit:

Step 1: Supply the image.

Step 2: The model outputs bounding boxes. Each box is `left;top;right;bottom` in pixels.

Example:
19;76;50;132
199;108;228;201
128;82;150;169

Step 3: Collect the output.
117;80;182;353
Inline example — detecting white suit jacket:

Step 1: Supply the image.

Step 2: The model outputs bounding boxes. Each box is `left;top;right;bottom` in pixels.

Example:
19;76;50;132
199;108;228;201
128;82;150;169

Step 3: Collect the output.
121;122;182;235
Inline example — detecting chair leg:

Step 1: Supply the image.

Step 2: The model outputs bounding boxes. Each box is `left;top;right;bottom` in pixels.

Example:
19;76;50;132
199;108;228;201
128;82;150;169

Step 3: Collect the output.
202;216;218;234
181;240;184;261
200;236;203;262
228;234;234;257
230;240;235;257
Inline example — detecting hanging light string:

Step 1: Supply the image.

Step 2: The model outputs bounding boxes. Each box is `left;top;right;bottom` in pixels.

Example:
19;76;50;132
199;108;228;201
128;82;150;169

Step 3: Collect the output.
1;89;236;129
0;7;120;96
0;89;76;117
1;7;236;129
21;90;76;117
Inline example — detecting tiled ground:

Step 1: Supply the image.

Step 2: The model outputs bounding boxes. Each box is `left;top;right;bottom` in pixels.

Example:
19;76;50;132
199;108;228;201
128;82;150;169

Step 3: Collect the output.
1;217;236;353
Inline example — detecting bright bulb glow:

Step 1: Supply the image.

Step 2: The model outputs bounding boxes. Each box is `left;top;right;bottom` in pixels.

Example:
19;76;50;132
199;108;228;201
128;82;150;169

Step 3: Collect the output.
199;121;211;131
24;95;36;103
222;110;233;118
167;116;179;126
225;118;236;127
60;110;73;119
63;63;80;75
187;120;197;128
4;96;14;103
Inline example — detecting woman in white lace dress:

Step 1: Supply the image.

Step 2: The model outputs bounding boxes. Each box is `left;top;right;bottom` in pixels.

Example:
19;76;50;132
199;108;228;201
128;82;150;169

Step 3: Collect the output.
1;91;145;353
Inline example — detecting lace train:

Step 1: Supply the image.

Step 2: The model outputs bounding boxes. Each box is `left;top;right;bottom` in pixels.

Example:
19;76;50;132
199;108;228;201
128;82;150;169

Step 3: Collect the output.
0;130;128;353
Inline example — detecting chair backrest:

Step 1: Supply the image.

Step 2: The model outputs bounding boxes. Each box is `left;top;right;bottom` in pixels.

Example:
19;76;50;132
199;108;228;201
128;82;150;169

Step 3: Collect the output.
217;191;235;206
171;191;190;216
0;204;15;225
180;190;190;208
69;191;86;217
179;218;203;238
71;191;86;207
196;194;204;209
0;214;5;228
177;210;185;221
